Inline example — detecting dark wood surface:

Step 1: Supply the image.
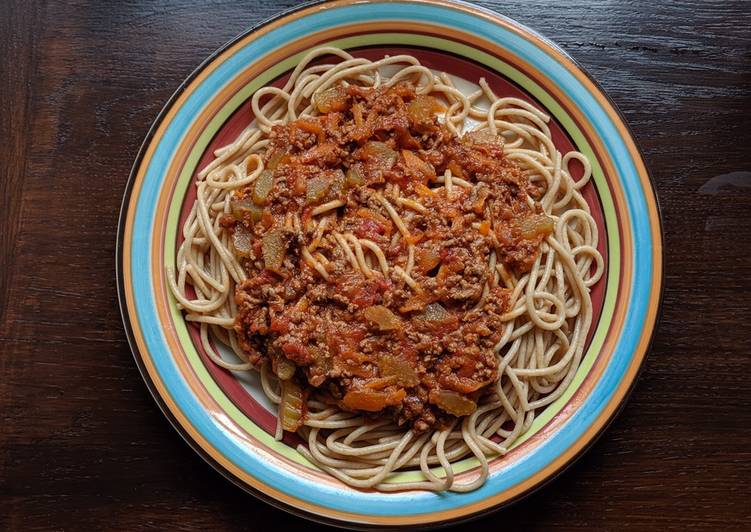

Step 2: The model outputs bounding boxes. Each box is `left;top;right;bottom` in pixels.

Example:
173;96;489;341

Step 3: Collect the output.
2;1;750;529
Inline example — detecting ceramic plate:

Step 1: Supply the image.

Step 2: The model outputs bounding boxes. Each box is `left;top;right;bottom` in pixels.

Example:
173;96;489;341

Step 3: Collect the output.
117;0;663;527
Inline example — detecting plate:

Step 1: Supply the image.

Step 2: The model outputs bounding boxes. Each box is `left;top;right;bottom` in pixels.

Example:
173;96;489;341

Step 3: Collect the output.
117;0;663;527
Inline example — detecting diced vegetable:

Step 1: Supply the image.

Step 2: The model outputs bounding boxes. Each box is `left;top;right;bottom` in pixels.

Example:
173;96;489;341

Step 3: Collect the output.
266;150;288;171
442;373;486;394
364;376;398;390
280;380;305;432
261;208;274;229
295;119;325;140
463;129;504;148
293;173;307;195
421;302;451;322
479;221;491;236
405;230;425;246
379;356;419;387
230;197;264;223
401;150;436;181
407;95;443;127
306;176;331;205
315;86;349;114
345;166;365;187
231;224;252;257
415;248;441;273
432;390;477;416
299;143;339;165
342;388;406;412
415;302;459;331
363;305;401;331
261;228;287;273
341;360;373;379
399;292;434;313
329;169;346;199
361;141;397;169
275;357;296;381
252;170;274;205
517;214;554;239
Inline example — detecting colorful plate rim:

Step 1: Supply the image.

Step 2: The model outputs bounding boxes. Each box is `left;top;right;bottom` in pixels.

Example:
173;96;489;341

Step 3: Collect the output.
116;0;664;527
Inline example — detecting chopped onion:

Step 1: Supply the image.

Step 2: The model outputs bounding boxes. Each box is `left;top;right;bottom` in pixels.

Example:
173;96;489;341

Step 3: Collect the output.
361;141;397;169
266;150;288;171
407;95;443;127
346;166;365;187
276;357;296;381
401;150;436;181
280;380;305;432
518;214;554;239
230;197;264;223
399;292;434;313
463;129;504;148
415;248;441;273
363;305;401;331
421;302;451;322
253;170;274;205
315;86;349;114
415;302;458;330
433;390;476;416
343;388;406;412
379;356;418;387
262;228;287;273
306;177;331;205
231;224;252;257
330;169;346;198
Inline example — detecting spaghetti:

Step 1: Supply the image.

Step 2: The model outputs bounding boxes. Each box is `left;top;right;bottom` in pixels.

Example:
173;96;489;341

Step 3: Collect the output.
167;47;604;492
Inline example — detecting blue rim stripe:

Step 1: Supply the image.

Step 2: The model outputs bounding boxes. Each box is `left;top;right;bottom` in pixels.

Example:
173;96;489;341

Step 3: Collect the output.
130;2;652;517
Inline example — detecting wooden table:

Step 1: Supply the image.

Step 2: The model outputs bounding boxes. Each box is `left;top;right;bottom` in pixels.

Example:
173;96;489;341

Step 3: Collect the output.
2;1;750;529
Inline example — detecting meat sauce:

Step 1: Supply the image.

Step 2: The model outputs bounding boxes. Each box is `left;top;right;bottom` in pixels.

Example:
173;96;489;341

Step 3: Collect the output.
227;81;552;431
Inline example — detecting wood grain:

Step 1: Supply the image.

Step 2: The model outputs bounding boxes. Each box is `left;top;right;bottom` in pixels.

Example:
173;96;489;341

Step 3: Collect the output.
1;1;750;530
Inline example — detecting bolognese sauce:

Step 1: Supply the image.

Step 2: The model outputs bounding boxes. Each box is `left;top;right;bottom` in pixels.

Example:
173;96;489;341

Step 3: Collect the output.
225;81;553;431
